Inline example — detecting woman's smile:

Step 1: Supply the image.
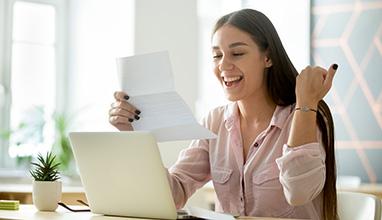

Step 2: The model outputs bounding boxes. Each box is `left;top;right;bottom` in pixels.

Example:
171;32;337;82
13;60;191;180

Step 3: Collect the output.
222;75;244;88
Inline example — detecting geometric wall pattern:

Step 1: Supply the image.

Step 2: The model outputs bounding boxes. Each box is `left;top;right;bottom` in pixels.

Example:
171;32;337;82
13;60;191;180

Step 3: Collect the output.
312;0;382;183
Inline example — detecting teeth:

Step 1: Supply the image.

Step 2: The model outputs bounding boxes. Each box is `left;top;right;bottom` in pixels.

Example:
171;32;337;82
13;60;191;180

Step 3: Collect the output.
223;76;242;82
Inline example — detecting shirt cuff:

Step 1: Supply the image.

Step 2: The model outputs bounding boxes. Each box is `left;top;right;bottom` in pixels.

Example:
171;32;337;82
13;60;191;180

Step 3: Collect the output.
276;143;324;174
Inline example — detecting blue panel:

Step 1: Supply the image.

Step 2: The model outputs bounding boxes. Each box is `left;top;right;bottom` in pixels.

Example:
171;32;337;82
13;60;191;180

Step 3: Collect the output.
348;8;382;63
313;0;356;6
313;0;382;183
361;0;382;2
336;149;369;182
363;47;382;99
347;87;382;140
318;12;352;39
333;113;351;140
312;14;321;32
365;150;382;182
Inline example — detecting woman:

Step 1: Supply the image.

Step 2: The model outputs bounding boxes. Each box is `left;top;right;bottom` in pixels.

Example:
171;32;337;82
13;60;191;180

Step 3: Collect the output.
109;9;338;220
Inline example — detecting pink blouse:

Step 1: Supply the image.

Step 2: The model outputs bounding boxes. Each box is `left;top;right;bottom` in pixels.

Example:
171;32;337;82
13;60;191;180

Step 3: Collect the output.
167;103;325;219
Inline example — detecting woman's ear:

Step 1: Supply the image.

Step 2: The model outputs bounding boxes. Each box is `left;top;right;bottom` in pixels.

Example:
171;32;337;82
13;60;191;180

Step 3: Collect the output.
265;56;273;68
264;50;273;68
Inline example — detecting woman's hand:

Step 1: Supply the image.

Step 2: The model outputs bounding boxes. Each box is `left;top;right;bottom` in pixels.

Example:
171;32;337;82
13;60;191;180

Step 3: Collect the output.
109;91;141;131
295;64;338;109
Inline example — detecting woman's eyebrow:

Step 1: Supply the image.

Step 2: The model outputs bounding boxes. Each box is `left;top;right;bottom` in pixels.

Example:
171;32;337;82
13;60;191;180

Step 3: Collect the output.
212;42;249;50
229;42;249;48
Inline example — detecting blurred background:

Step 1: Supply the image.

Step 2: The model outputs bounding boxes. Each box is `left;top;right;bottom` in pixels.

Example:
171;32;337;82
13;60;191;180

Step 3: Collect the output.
0;0;381;208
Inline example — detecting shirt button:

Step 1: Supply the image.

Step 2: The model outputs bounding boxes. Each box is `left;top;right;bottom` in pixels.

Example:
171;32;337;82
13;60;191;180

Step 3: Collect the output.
254;142;259;147
240;197;243;202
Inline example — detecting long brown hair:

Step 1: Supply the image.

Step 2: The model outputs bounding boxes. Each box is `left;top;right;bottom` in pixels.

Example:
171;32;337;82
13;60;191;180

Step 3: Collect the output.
213;9;337;220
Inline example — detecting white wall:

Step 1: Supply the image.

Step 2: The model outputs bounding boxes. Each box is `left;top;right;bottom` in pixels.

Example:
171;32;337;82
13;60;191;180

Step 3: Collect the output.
67;0;135;131
134;0;198;112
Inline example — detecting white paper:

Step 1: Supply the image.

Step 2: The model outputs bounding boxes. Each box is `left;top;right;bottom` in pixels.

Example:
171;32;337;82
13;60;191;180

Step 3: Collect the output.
116;51;216;142
187;207;236;220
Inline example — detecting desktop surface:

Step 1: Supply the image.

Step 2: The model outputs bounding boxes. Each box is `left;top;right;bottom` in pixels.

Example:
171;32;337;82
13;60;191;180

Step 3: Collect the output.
0;205;303;220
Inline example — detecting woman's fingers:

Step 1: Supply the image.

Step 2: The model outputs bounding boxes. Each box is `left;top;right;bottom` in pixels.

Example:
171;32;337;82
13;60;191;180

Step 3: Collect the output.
109;115;134;131
109;107;139;121
109;115;132;125
109;91;140;131
114;91;130;101
324;64;337;86
320;64;338;97
112;91;141;114
110;100;141;115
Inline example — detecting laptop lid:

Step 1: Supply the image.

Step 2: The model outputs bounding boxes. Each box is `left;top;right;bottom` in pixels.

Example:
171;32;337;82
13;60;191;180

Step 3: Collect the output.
69;131;178;220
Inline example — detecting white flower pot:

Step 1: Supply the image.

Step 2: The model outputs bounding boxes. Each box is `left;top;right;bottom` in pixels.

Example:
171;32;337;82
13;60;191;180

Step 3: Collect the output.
32;180;62;211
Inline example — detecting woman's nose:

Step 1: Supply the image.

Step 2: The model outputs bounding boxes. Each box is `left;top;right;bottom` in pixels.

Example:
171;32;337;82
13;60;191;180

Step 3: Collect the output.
218;57;234;71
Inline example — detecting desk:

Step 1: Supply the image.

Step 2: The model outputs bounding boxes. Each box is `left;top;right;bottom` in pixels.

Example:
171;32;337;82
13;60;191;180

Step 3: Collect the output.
0;205;301;220
339;184;382;199
3;183;382;205
0;184;87;205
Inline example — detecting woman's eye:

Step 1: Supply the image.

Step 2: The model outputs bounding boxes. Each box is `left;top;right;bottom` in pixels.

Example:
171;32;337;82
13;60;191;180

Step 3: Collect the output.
233;53;244;57
213;54;222;59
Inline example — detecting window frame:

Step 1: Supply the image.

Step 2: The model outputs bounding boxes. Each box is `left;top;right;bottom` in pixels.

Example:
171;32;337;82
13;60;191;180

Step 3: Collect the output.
0;0;67;168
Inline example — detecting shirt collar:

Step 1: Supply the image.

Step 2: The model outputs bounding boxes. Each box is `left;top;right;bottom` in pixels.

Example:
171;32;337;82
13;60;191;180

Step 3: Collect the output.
223;102;238;131
224;102;293;131
269;104;293;129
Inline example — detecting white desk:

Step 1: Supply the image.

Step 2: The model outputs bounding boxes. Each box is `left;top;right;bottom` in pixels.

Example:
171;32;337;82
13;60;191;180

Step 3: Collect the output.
0;205;301;220
0;184;86;205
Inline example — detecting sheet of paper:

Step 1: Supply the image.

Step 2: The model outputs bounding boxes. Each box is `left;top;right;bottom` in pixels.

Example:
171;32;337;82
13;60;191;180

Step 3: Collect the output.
116;51;216;142
187;207;236;220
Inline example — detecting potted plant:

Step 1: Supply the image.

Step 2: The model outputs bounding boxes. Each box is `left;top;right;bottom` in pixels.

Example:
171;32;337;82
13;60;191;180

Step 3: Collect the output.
0;107;77;175
30;152;62;211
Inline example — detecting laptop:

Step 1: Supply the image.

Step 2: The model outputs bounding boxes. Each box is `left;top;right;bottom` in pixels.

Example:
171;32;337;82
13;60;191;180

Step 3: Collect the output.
69;131;235;220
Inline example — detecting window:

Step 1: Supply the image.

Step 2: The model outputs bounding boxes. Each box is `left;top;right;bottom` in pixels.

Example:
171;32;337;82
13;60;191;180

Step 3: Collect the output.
0;0;66;168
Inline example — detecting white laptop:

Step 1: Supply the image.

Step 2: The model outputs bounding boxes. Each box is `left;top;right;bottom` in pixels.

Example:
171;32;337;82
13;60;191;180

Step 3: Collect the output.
69;131;235;220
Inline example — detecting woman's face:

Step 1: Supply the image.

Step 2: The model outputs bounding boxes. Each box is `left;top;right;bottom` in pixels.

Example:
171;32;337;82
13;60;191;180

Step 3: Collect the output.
212;24;272;102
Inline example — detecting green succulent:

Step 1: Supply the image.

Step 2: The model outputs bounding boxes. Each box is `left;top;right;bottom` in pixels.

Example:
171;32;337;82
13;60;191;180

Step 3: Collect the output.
30;152;61;181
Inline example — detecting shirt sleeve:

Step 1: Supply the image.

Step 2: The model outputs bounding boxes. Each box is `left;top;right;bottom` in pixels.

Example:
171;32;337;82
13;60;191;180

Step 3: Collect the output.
166;114;213;209
275;130;326;206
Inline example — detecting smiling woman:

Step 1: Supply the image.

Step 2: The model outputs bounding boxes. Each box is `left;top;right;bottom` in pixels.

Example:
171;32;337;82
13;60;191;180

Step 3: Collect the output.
109;8;338;220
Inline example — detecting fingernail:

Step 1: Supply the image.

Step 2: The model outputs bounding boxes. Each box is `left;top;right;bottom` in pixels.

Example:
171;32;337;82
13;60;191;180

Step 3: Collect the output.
128;118;133;122
134;115;140;120
333;64;338;70
124;95;129;100
135;110;141;115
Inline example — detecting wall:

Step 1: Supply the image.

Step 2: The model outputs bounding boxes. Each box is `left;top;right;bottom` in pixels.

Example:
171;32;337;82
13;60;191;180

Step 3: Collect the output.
312;0;382;183
134;0;198;112
67;0;135;131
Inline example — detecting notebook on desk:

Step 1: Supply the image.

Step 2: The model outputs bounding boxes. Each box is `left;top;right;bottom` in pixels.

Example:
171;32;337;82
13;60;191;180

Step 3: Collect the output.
69;131;235;220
